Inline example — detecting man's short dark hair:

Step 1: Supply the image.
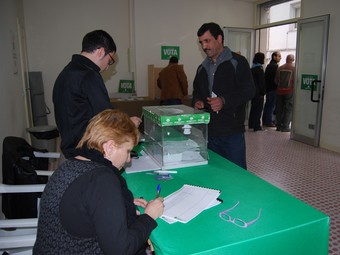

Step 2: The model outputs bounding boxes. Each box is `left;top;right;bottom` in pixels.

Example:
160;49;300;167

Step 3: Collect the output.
169;56;178;64
82;30;117;54
197;22;224;43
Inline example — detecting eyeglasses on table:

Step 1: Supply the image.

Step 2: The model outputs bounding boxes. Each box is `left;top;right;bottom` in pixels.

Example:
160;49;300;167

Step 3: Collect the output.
219;201;262;228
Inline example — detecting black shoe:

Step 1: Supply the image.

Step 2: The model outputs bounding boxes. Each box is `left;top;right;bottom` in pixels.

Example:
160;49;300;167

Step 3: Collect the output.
254;128;265;132
281;128;291;132
276;127;281;131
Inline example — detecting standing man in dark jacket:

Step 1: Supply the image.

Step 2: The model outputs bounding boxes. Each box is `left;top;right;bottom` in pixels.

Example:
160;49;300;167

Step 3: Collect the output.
192;22;255;169
262;51;281;127
248;52;266;132
53;30;141;159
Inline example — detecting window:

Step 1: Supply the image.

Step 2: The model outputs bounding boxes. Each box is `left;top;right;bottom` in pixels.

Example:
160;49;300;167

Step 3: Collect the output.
258;0;301;26
255;0;300;66
291;3;301;29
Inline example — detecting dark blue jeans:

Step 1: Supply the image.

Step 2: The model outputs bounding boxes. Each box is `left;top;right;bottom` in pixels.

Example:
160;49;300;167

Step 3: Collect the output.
208;133;247;169
262;91;276;125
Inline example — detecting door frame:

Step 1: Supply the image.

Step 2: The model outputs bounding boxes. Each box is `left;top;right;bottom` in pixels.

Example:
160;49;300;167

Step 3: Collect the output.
17;18;34;142
291;15;330;146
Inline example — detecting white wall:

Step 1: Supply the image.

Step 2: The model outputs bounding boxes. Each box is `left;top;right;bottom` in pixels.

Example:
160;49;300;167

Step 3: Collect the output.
0;0;28;178
302;0;340;152
134;0;254;97
23;0;132;126
23;0;255;126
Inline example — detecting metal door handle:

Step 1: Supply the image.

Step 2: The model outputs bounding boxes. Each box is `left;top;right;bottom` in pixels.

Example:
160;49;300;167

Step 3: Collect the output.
311;79;321;103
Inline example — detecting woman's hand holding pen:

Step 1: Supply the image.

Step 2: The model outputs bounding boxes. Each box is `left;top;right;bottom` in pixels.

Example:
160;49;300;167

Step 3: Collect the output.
134;197;164;218
144;197;164;220
136;184;164;219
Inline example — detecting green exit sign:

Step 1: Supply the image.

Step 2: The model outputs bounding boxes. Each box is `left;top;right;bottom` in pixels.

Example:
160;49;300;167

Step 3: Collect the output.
301;74;318;90
161;46;180;60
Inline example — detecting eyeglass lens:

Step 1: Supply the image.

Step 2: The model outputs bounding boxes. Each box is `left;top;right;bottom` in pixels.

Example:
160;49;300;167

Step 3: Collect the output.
108;54;115;65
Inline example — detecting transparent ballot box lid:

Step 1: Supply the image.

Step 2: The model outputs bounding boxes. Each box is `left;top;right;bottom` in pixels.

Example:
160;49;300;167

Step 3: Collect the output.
142;105;210;169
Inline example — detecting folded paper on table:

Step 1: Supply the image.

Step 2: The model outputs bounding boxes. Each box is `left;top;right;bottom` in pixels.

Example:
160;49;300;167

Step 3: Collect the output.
124;151;161;173
161;184;221;224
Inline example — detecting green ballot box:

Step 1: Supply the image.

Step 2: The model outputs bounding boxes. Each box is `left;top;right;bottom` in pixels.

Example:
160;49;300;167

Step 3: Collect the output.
142;105;210;169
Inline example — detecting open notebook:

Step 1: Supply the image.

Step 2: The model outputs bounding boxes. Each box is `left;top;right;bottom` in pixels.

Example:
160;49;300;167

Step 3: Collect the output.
161;184;221;224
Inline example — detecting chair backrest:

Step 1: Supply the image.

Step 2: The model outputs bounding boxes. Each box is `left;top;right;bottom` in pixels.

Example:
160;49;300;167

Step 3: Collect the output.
2;136;49;219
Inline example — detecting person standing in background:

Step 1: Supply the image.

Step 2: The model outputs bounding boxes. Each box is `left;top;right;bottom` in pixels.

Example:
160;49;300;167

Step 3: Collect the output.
275;54;295;132
53;30;141;159
192;22;255;169
157;56;188;105
248;52;266;132
262;51;281;127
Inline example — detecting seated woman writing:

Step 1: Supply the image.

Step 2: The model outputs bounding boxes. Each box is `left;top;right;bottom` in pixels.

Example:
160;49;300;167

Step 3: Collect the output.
34;109;164;255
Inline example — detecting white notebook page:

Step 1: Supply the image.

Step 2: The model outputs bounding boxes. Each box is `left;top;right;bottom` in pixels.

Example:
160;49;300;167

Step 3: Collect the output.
161;184;221;223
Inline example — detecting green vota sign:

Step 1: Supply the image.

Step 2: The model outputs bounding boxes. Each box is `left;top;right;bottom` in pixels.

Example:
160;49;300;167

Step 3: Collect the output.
161;46;180;60
119;80;134;93
301;74;318;90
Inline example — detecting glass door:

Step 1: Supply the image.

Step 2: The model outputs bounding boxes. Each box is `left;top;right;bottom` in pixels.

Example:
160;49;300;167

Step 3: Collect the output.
291;15;330;146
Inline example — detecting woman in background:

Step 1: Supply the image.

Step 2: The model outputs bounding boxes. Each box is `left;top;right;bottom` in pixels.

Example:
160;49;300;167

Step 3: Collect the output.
34;109;164;255
248;52;266;132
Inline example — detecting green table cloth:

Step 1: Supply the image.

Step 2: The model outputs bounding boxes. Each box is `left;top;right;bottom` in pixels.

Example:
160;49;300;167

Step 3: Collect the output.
123;151;329;255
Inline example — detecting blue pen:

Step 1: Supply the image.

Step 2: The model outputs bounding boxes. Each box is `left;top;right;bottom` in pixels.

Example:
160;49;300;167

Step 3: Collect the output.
156;184;161;198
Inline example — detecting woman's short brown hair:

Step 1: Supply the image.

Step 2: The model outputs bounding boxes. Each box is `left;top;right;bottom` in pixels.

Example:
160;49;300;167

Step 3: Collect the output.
77;109;139;154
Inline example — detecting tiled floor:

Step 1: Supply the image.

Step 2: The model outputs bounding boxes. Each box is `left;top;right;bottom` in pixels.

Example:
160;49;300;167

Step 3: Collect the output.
245;127;340;255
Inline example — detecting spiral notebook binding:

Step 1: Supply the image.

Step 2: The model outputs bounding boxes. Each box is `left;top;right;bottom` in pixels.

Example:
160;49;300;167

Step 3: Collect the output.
183;184;221;193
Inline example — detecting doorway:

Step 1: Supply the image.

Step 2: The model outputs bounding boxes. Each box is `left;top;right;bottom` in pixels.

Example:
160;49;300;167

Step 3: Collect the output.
225;1;329;148
291;15;330;146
